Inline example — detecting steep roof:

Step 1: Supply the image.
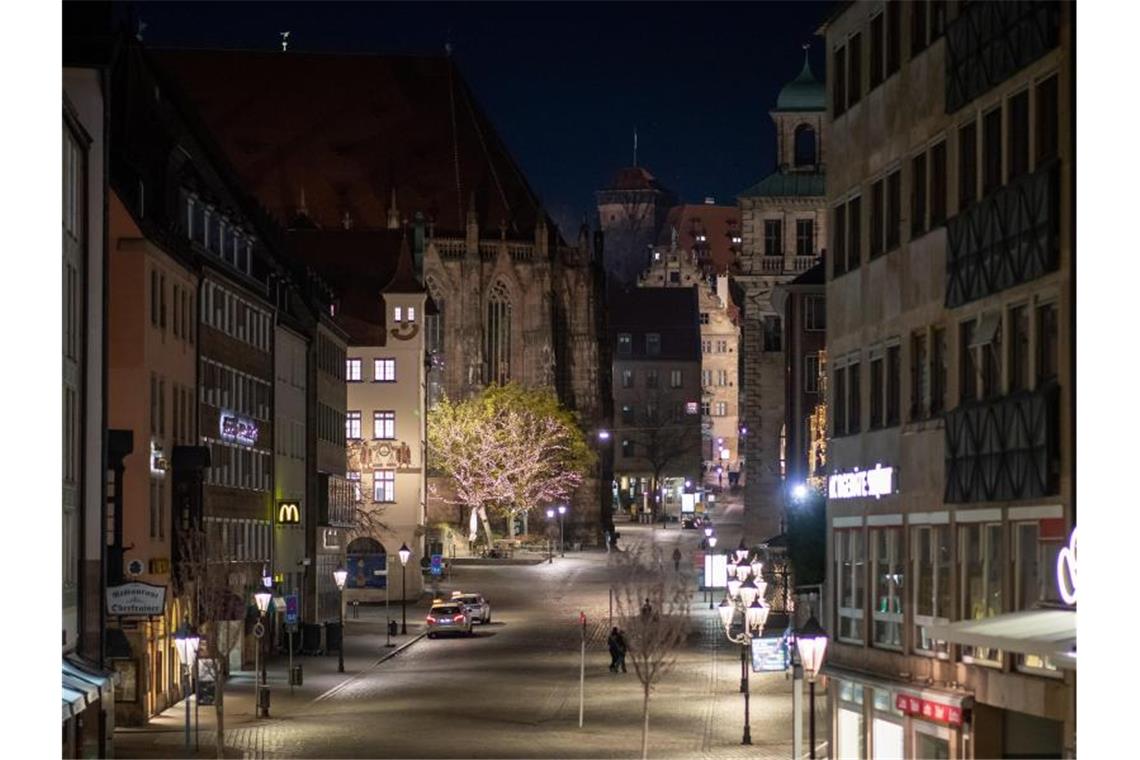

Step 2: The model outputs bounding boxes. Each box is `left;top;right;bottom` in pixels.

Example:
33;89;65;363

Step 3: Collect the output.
602;166;671;194
738;171;826;199
774;50;826;113
658;203;741;274
151;49;555;241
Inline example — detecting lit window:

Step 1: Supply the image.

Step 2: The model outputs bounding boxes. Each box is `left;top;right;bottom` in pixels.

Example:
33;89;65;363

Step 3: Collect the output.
346;358;362;382
373;410;395;440
346;411;361;440
394;306;403;322
373;469;396;502
408;306;416;322
374;358;396;382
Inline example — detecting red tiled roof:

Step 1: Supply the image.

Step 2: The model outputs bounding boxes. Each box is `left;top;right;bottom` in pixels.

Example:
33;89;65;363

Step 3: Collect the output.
152;49;551;240
658;204;742;274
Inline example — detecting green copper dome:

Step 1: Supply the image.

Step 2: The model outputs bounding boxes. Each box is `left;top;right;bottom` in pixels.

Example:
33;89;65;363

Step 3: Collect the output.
774;52;824;112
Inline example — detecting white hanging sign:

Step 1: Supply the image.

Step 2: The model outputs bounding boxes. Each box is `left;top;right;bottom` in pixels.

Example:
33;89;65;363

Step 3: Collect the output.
828;464;896;500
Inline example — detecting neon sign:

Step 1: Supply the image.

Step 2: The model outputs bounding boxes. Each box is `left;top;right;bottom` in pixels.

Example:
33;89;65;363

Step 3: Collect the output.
828;464;896;500
219;410;259;446
277;501;301;525
1056;527;1077;605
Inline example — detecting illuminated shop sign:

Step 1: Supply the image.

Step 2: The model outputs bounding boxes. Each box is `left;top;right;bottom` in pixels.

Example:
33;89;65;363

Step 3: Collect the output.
150;440;168;476
277;501;301;525
219;411;259;446
894;694;963;726
828;464;896;500
1056;527;1077;605
686;402;699;415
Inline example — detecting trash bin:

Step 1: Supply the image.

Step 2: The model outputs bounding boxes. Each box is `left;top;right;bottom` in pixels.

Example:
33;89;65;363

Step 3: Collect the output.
290;665;303;686
388;619;398;637
257;684;271;713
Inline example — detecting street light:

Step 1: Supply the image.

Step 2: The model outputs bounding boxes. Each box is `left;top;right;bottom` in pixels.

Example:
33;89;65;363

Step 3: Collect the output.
795;616;829;760
791;482;809;501
398;543;412;634
717;548;770;746
253;589;271;718
173;622;200;755
333;566;348;673
557;504;567;557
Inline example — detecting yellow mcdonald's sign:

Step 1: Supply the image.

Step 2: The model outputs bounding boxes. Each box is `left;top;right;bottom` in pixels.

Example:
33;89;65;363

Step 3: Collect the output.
278;501;301;524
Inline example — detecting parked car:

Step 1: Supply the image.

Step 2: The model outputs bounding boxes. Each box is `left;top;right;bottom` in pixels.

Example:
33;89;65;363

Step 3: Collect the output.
453;592;492;624
426;603;473;638
681;514;704;530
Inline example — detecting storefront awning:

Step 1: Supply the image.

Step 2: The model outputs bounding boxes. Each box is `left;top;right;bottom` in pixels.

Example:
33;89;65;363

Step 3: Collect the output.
927;609;1076;665
63;683;86;721
62;655;115;722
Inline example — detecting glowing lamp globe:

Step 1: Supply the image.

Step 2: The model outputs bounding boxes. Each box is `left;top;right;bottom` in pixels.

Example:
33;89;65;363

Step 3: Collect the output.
727;577;743;600
796;616;829;681
254;590;272;614
398;542;412;567
173;623;200;668
745;599;769;633
717;597;735;629
738;578;759;608
333;566;348;591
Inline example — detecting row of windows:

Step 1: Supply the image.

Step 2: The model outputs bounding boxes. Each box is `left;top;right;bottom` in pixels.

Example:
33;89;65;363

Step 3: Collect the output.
700;401;730;417
344;411;397;440
832;73;1059;279
183;191;254;277
150;268;196;345
345;470;396;503
833;1;924;117
200;358;271;422
833;299;1059;436
203;438;272;492
700;339;733;354
346;358;396;383
619;368;684;389
761;218;817;257
276;416;305;461
835;518;1062;673
200;279;272;352
317;403;346;448
204;516;271;563
317;332;346;381
700;369;733;387
616;332;661;356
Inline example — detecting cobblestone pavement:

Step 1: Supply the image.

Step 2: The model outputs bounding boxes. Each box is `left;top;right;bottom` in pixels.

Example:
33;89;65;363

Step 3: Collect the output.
117;494;828;759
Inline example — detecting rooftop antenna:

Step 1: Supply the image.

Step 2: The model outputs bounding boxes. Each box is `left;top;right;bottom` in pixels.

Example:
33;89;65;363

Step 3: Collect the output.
280;31;291;52
633;127;638;168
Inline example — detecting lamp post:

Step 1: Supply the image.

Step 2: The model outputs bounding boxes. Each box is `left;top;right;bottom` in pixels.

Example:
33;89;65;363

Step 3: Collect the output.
546;508;555;563
173;622;200;757
557;504;567;557
253;588;272;718
716;548;770;746
398;542;412;634
332;566;348;672
795;616;829;760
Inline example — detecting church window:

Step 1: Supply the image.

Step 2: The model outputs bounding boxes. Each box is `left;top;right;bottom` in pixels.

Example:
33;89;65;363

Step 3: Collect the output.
485;280;512;385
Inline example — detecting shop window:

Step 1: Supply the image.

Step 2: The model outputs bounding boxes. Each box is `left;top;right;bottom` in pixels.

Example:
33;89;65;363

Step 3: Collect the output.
837;701;866;760
913;524;951;658
836;529;866;644
916;731;950;759
872;527;904;650
959;522;1004;665
872;717;904;760
1015;521;1064;674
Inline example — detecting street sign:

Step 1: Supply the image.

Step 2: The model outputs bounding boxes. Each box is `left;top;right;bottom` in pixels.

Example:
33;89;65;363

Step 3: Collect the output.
430;554;443;576
751;634;790;672
285;594;298;625
253;622;265;639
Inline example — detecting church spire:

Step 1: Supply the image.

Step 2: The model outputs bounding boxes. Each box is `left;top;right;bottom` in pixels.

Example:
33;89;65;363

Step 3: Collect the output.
387;187;400;230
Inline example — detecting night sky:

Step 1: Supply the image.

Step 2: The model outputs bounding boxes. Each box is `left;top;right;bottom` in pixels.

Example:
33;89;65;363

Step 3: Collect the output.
130;0;829;233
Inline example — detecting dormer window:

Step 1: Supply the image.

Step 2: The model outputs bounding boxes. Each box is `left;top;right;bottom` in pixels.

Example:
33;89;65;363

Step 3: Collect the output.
394;306;403;322
407;306;416;322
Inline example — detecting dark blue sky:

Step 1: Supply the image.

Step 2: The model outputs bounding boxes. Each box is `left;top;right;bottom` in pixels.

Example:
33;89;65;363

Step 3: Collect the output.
132;0;829;233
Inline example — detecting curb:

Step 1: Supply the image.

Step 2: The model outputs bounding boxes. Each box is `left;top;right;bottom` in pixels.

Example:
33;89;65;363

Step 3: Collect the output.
309;631;428;704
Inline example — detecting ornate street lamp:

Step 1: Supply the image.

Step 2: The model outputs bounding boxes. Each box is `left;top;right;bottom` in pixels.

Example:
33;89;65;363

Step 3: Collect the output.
398;543;412;634
173;622;200;754
333;566;348;673
557;504;567;557
252;589;272;718
796;616;829;760
718;551;771;745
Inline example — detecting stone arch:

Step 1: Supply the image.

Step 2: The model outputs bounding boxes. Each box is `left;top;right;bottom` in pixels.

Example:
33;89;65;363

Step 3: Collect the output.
346;537;387;589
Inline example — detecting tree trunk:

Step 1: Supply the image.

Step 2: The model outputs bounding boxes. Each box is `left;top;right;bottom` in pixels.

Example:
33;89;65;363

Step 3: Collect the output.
478;505;495;548
641;682;651;760
214;675;225;758
508;511;516;539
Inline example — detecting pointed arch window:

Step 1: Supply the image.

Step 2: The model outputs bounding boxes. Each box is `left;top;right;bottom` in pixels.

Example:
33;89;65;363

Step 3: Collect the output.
485;280;512;385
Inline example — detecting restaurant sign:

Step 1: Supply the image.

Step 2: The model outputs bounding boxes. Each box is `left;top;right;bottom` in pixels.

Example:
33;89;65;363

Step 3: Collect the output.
107;581;167;616
219;410;259;446
894;694;963;726
828;464;896;500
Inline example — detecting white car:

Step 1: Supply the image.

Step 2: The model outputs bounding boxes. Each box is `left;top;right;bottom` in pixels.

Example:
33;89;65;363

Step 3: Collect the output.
452;592;491;624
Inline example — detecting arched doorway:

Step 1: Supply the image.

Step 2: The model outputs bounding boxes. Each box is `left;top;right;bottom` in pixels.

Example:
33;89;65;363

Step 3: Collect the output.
346;537;387;589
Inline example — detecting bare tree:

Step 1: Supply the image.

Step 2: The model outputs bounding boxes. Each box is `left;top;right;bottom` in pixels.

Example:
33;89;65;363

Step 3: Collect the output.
631;412;703;520
611;544;692;759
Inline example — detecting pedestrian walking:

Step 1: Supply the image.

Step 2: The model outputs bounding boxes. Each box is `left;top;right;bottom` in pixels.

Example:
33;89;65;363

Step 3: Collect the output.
672;547;682;572
607;627;623;672
641;598;652;618
604;530;611;554
616;628;628;673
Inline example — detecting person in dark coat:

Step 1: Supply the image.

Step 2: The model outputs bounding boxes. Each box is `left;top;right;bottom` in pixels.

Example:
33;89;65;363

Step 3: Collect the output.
672;547;683;571
615;628;628;672
607;627;625;672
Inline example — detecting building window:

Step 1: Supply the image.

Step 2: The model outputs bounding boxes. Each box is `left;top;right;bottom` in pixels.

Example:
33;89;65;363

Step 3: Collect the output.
621;369;634;388
763;316;782;352
836;529;866;643
373;411;395;440
621;404;634;425
848;33;862;108
805;353;821;394
716;369;728;386
959;320;978;403
886;170;901;251
373;469;395;503
913;524;951;657
870;357;884;429
699;312;710;325
714;401;727;417
834;366;847;437
716;340;728;353
982;107;1003;198
960;522;1004;664
702;369;712;386
617;333;632;355
931;0;947;39
668;270;681;284
832;203;847;277
872;527;904;650
848;362;861;432
346;411;362;440
347;471;362;502
794;124;817;167
700;401;710;416
930;141;947;227
1014;521;1064;672
959;121;978;210
621;439;634;458
150;269;159;326
645;401;659;424
978;314;1002;399
886;345;901;426
911;153;927;238
764;220;783;257
870;179;884;258
646;333;661;356
374;358;396;382
804;296;825;331
670;370;682;389
931;327;947;414
847;196;862;272
911;0;929;56
833;44;847;117
910;331;928;420
701;339;711;354
346;358;362;382
1036;74;1059;165
870;12;884;88
1009;89;1030;181
1037;301;1059;384
485;281;512;384
796;219;815;257
393;306;403;323
645;369;658;389
407;306;416;322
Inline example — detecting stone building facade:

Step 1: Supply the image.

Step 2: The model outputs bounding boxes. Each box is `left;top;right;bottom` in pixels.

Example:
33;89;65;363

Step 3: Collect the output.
820;1;1074;758
737;51;829;541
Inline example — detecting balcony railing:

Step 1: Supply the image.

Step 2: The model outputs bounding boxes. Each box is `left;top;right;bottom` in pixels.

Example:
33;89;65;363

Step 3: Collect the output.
945;0;1061;113
944;381;1059;504
945;159;1060;308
